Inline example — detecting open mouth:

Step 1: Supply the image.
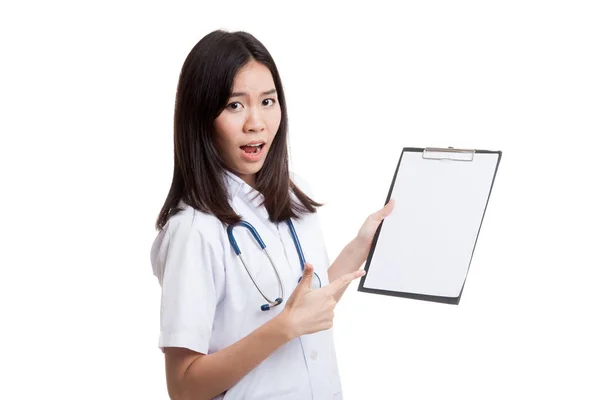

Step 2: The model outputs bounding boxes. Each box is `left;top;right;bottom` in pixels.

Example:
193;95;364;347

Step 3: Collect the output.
240;143;265;154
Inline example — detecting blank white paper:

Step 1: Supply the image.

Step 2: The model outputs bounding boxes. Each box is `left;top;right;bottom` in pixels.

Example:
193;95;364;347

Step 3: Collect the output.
363;150;500;298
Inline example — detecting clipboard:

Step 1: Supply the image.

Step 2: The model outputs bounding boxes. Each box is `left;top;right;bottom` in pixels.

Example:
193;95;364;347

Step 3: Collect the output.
357;147;502;305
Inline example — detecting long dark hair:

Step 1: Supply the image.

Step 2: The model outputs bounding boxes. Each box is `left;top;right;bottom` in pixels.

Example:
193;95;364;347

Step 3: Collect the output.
155;30;323;231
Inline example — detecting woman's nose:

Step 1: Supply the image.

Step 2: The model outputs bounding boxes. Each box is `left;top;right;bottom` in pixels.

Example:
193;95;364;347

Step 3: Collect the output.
244;108;266;132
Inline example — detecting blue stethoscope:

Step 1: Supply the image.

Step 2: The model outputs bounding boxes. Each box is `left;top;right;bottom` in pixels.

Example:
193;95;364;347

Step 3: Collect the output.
227;219;322;311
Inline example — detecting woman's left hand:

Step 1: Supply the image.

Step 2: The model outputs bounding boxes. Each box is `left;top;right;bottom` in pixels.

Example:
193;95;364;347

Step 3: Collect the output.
354;199;395;260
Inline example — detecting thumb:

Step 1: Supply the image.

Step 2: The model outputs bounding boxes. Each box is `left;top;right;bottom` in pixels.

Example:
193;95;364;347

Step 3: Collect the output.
377;198;395;219
288;263;314;305
298;263;314;289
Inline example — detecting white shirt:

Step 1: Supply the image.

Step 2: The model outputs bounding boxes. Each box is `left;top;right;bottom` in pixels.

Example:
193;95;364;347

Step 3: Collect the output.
150;170;343;400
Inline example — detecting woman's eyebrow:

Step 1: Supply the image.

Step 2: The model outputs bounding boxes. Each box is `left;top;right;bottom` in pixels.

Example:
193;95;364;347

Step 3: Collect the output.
230;88;277;98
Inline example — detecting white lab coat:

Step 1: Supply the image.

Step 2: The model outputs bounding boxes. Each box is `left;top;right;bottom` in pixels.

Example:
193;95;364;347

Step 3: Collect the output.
151;170;343;400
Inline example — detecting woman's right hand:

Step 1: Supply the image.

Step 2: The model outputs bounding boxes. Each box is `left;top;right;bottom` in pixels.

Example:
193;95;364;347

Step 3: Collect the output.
279;263;365;339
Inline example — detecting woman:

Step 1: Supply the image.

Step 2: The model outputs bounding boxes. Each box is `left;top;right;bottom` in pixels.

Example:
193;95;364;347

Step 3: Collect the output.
151;29;394;400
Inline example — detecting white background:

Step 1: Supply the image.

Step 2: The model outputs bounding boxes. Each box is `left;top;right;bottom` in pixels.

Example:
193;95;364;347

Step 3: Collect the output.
1;1;599;399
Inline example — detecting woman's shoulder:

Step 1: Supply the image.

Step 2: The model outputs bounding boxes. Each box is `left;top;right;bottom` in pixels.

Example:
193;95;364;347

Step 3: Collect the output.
152;201;225;257
163;201;225;241
151;201;226;276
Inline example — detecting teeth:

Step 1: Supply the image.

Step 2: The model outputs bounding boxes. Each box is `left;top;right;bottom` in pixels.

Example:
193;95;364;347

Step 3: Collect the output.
246;143;263;147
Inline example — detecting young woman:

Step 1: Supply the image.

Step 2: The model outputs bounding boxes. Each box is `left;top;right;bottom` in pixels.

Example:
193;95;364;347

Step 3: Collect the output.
151;30;394;400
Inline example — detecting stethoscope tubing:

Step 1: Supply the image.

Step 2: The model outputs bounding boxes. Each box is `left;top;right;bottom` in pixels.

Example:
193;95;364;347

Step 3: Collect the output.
237;248;285;307
227;218;321;311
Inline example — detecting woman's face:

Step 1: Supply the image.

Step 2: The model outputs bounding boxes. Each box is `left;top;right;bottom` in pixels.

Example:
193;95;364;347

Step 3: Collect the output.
214;60;282;188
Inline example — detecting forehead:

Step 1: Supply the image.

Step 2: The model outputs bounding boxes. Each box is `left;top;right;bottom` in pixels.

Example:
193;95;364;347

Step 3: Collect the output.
232;61;275;92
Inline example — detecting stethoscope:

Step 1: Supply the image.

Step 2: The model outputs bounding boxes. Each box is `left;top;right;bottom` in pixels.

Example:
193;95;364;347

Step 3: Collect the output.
227;219;322;311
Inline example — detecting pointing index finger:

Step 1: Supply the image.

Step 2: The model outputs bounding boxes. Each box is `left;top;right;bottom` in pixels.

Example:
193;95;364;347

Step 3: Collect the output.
323;269;366;296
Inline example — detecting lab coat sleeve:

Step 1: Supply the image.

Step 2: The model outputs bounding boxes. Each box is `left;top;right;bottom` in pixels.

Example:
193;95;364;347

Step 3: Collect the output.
156;216;224;354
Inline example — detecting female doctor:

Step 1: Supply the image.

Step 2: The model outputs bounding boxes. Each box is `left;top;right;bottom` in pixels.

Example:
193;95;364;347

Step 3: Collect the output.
151;30;394;400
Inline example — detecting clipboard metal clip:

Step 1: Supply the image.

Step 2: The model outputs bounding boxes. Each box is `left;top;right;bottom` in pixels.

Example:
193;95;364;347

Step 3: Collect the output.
422;147;475;162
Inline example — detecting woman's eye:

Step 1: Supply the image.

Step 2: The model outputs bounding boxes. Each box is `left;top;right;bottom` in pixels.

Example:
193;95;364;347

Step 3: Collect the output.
227;101;243;110
263;98;276;106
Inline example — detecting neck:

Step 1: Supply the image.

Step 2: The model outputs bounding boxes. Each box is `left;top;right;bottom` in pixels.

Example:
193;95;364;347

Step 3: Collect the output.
240;173;256;189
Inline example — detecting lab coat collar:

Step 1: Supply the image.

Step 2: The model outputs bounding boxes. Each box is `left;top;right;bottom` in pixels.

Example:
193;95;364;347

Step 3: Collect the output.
176;170;266;211
223;169;265;207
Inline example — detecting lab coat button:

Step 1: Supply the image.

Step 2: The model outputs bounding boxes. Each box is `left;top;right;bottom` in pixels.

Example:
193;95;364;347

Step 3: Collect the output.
311;350;318;360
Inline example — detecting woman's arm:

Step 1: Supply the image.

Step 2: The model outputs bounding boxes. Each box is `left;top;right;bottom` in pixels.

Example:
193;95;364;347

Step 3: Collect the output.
165;314;292;400
165;265;364;400
327;238;368;302
327;199;395;303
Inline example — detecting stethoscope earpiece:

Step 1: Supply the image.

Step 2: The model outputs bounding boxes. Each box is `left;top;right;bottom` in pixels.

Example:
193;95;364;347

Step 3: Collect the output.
261;297;283;311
